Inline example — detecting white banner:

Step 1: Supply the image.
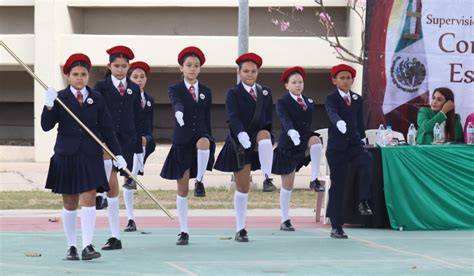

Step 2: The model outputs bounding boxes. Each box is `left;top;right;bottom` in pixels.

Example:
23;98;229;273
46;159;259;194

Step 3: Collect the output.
422;0;474;124
383;0;474;124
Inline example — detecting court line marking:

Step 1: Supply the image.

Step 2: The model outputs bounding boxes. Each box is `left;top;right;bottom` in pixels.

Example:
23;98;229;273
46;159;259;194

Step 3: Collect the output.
0;262;159;275
165;262;198;276
316;229;467;269
0;232;472;240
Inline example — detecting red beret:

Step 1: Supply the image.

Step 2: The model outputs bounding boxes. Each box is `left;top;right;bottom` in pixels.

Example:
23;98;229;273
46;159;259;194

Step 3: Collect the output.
235;53;263;68
130;61;150;74
178;46;206;66
63;53;91;75
330;64;356;79
281;66;305;83
106;45;135;60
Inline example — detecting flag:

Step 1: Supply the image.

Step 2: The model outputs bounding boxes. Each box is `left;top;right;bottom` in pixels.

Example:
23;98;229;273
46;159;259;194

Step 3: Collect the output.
383;0;429;114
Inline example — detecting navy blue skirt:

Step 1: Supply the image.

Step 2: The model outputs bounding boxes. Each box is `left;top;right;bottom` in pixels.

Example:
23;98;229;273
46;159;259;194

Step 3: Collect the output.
160;135;215;180
272;132;321;175
214;130;274;173
214;140;261;172
45;152;109;194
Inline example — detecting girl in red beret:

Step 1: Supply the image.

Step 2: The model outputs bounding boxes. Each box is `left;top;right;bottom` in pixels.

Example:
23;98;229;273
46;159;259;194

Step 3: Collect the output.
214;52;275;242
272;66;324;231
160;46;215;245
120;61;156;232
93;45;143;250
41;53;123;260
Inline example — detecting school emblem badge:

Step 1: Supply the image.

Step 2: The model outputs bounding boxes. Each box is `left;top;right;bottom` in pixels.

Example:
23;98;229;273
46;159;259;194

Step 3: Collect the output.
352;94;358;100
308;98;314;103
200;93;205;100
146;101;151;107
262;90;268;96
86;98;94;104
126;88;133;95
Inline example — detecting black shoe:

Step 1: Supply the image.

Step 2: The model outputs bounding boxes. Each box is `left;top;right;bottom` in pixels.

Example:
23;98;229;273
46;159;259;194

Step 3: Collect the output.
234;228;249;242
65;246;80;261
309;179;325;192
101;237;122;250
330;227;348;239
122;178;137;190
81;244;101;260
124;219;137;232
95;196;108;210
263;178;277;192
176;232;189;245
280;219;295;231
359;201;373;216
194;181;206;197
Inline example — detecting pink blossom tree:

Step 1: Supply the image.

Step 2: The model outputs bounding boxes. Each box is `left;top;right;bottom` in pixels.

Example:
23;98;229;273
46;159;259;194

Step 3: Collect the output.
268;0;366;65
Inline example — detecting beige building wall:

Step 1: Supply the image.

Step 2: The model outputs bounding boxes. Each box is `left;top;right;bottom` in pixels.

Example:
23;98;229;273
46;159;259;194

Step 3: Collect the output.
0;0;364;161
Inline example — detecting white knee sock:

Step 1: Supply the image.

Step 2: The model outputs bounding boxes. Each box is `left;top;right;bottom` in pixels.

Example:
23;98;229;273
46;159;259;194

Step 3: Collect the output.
80;206;96;249
280;188;292;223
62;208;77;247
107;197;120;239
234;191;248;231
123;189;135;221
310;144;322;181
176;195;189;233
104;160;113;182
258;139;273;179
196;149;210;182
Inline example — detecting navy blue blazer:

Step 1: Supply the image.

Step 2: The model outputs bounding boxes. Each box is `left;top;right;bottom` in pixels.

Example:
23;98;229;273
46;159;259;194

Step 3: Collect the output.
325;89;366;151
168;81;212;145
41;86;121;156
276;93;314;150
94;76;143;153
226;82;273;140
138;91;154;143
139;91;156;159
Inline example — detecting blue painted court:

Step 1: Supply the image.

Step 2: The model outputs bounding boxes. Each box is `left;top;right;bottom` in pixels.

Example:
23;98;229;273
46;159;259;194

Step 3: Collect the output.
1;215;472;275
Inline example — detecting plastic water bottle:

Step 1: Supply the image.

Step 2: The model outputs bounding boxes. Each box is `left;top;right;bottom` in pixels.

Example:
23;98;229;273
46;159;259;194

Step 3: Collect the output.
407;123;416;145
467;122;474;144
376;124;386;147
385;125;394;146
433;123;442;143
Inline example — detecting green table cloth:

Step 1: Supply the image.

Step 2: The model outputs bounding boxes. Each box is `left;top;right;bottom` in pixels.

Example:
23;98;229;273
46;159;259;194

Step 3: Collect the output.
381;144;474;230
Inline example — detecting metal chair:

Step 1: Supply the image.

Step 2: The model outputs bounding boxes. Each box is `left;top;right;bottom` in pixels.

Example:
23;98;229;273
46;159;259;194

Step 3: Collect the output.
365;129;405;145
314;128;329;223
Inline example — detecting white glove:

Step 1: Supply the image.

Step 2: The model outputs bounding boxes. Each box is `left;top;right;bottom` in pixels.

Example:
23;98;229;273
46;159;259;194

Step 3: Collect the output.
237;132;251;149
44;87;57;108
113;155;127;170
336;120;347;134
175;111;184;127
132;153;144;175
287;129;301;146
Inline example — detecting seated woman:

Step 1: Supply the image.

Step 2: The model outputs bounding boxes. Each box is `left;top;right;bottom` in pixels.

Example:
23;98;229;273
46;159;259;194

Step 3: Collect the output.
416;87;464;145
